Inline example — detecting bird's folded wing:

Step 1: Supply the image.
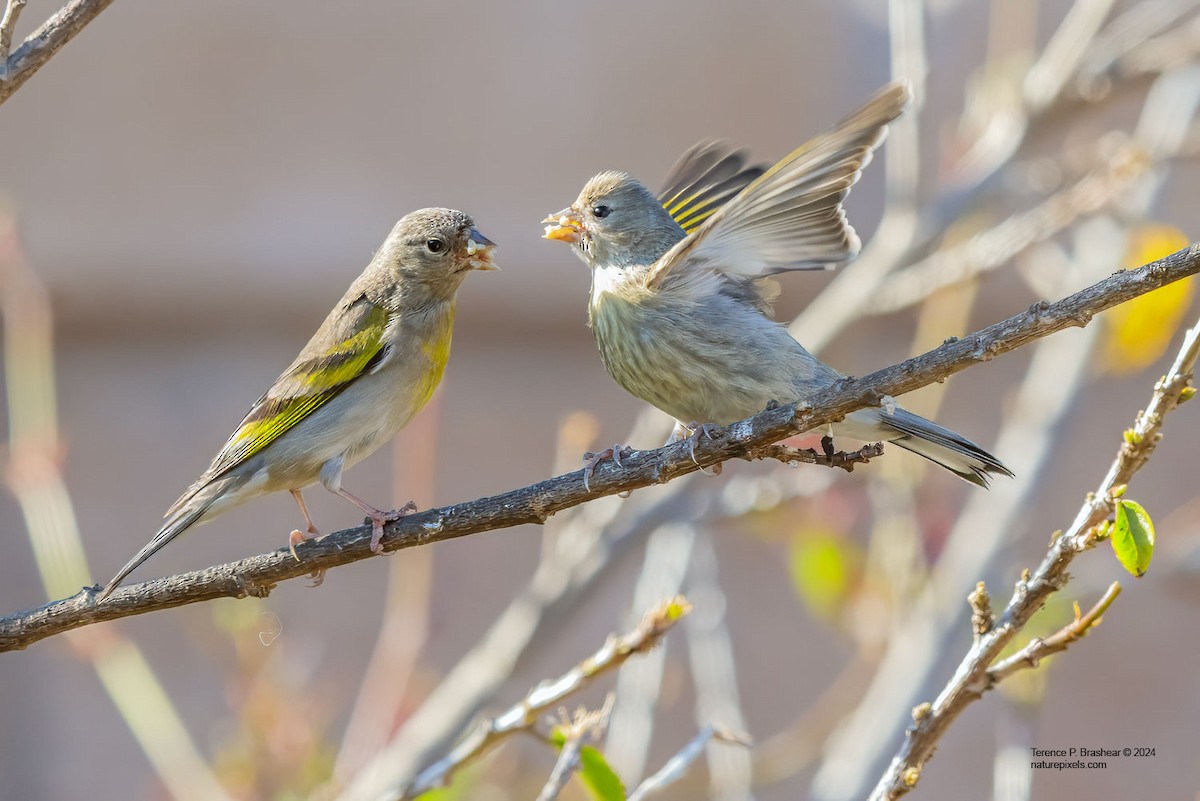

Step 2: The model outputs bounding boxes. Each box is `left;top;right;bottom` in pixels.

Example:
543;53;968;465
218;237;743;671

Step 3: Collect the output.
647;80;912;287
657;141;766;233
167;297;391;513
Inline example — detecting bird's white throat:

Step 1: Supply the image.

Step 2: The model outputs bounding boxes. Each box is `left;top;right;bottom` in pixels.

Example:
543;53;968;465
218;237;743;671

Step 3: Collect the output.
590;265;628;305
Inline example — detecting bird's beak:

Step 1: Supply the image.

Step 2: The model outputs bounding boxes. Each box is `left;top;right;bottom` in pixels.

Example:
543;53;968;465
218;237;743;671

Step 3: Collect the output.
466;228;499;271
542;207;584;244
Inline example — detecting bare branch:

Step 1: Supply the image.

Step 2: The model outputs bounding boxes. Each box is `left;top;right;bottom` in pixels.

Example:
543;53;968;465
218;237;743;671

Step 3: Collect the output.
867;316;1200;800
987;582;1123;683
404;597;691;800
535;699;614;801
866;143;1148;315
0;245;1197;651
0;0;27;78
627;726;752;801
0;0;117;105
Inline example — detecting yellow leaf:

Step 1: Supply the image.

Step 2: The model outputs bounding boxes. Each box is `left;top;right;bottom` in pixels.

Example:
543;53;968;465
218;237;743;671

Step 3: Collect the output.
1104;224;1194;374
788;532;857;619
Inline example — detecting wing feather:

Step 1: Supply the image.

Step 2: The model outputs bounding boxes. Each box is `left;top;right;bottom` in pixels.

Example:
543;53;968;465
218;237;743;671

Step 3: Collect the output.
166;296;390;514
647;80;912;288
657;141;766;234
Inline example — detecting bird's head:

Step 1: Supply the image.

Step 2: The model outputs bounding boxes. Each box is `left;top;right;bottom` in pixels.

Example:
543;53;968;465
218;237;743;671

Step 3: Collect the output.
542;172;682;269
376;208;498;303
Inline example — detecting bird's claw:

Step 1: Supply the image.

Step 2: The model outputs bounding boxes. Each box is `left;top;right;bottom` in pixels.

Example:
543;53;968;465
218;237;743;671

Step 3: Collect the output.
368;500;418;554
288;528;326;587
581;444;634;493
683;423;723;475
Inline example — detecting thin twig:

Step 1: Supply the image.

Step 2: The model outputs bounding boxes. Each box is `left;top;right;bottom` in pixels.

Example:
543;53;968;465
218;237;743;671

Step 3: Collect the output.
0;0;116;104
866;142;1148;315
627;726;752;801
404;597;691;800
1;244;1198;651
0;0;27;78
535;700;614;801
867;317;1200;800
987;582;1122;683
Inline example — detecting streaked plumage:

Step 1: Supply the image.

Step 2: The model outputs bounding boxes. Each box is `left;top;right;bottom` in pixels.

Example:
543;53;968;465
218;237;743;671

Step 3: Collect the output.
100;208;497;600
543;80;1012;486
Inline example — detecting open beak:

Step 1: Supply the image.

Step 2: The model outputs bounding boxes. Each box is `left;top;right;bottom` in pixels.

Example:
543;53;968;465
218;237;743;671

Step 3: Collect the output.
541;207;584;244
466;228;499;271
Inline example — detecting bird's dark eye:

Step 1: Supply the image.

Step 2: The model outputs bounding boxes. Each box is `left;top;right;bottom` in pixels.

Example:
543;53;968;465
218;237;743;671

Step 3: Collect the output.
425;238;445;253
592;204;611;219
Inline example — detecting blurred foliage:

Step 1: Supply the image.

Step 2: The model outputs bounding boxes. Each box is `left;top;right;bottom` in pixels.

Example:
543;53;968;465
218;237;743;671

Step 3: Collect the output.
549;725;626;801
208;599;337;801
788;531;861;622
1103;224;1194;374
577;746;626;801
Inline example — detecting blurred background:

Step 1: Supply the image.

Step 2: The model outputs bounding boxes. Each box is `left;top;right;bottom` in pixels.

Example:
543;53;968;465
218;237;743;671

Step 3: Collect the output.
2;1;1199;799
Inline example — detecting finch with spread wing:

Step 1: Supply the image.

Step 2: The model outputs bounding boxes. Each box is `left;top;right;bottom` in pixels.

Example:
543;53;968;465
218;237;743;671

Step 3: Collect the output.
542;81;1011;487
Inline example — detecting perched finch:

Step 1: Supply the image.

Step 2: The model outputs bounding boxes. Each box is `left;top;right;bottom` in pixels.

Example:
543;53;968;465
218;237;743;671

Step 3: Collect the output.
100;208;497;600
542;81;1011;486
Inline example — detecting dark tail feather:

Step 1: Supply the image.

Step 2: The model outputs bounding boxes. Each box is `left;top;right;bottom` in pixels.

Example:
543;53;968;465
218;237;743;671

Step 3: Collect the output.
881;407;1013;488
98;502;209;602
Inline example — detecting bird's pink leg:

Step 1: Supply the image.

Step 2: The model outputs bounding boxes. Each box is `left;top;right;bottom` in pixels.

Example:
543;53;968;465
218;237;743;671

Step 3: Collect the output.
336;488;418;554
288;489;326;587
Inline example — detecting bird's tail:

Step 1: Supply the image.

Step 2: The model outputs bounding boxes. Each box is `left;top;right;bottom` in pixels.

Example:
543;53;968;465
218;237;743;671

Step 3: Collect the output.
840;407;1013;488
98;481;229;601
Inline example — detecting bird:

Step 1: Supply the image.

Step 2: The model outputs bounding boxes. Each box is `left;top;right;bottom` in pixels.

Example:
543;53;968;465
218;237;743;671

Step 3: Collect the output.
99;208;498;601
541;80;1012;487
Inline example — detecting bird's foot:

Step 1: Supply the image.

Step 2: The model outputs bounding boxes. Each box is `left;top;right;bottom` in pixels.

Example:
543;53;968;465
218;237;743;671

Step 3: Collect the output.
288;526;326;587
367;500;419;554
581;443;634;493
682;422;723;476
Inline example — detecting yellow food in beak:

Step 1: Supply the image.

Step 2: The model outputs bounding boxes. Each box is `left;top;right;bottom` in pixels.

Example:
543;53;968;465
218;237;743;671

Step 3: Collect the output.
541;208;584;244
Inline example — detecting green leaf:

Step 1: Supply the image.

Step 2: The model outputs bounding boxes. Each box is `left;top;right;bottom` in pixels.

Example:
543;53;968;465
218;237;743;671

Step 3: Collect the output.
1111;500;1155;577
578;746;626;801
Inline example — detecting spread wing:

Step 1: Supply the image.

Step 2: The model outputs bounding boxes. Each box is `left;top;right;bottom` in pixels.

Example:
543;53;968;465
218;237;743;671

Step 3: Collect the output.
647;80;912;289
167;294;391;514
657;141;766;233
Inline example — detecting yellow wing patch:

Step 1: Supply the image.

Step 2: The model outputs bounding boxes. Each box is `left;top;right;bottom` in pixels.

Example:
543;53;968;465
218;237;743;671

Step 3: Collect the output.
211;304;391;476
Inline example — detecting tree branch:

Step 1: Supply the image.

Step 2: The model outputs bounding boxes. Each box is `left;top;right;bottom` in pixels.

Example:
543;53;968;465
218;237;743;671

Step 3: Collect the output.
405;597;690;800
0;243;1197;652
0;0;116;105
986;581;1122;683
0;0;27;78
867;313;1200;800
627;725;752;801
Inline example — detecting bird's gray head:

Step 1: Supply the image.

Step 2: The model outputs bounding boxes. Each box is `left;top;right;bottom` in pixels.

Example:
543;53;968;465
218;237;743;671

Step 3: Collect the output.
371;207;498;304
542;171;683;269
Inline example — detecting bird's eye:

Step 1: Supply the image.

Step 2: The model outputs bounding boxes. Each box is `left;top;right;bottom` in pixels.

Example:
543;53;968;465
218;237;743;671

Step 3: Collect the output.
425;238;445;254
592;204;611;219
